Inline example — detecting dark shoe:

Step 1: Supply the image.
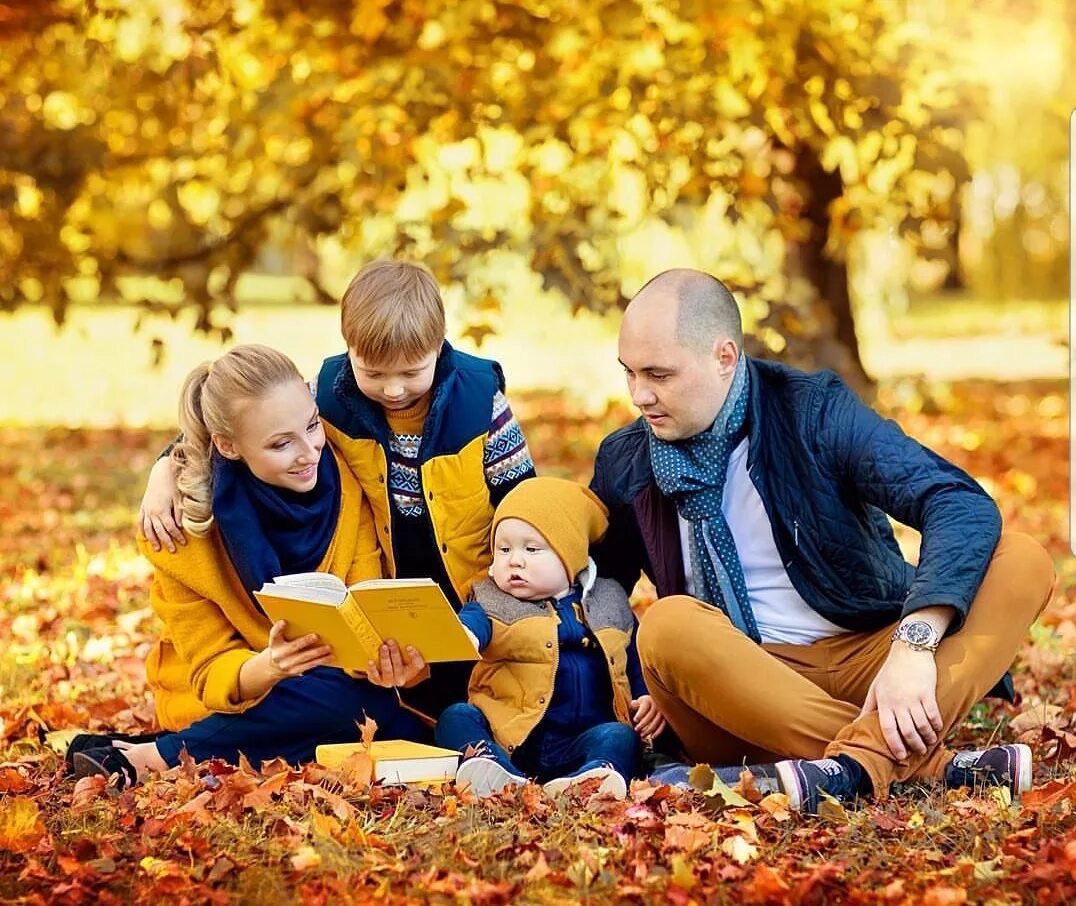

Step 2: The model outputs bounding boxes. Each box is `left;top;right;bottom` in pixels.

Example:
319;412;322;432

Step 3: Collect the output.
72;746;139;790
65;731;161;769
944;744;1032;798
775;755;864;814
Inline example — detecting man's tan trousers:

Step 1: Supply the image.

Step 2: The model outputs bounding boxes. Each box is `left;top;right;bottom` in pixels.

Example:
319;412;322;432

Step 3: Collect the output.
638;532;1056;795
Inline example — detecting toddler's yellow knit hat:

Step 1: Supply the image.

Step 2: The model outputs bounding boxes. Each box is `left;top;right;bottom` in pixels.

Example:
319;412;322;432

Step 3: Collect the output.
491;477;609;578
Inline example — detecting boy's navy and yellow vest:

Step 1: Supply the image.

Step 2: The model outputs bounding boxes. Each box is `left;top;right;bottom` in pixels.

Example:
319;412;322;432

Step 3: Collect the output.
467;577;636;751
317;341;503;603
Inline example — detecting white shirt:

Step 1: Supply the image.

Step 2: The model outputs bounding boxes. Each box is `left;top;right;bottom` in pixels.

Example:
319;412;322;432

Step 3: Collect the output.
679;438;845;646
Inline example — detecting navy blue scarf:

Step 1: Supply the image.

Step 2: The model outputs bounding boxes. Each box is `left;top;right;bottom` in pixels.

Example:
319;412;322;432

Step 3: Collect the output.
212;449;342;598
648;354;760;642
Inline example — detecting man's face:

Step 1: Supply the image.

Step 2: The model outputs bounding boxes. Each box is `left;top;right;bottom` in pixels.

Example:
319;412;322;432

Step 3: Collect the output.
618;297;733;441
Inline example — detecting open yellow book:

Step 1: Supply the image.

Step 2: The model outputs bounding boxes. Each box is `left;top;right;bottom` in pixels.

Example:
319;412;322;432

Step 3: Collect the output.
315;740;461;784
254;574;479;672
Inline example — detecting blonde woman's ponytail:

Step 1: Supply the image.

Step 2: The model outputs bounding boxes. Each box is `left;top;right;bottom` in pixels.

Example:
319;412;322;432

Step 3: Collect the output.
172;345;303;536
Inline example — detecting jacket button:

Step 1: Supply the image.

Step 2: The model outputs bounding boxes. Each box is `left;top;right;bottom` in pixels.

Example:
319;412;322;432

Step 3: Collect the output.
382;525;389;534
441;543;448;553
378;474;385;483
539;697;546;704
545;641;553;648
428;491;434;500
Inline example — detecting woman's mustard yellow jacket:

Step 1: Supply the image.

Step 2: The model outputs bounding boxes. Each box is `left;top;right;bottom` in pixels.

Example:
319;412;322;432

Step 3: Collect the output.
140;448;382;731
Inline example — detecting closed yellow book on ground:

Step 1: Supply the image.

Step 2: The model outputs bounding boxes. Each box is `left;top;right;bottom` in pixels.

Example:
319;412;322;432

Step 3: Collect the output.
315;740;461;783
254;574;479;672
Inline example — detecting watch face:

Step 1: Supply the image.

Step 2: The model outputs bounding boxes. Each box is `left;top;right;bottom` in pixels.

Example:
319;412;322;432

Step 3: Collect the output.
903;622;933;645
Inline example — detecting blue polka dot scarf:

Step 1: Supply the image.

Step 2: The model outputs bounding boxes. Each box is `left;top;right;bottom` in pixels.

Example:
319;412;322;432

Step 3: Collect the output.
648;353;760;642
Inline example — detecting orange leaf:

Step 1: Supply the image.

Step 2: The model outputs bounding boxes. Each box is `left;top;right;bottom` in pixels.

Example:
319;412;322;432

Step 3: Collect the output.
70;774;109;812
1021;779;1076;810
0;767;34;793
359;714;378;747
338;750;374;790
744;864;791;900
922;885;968;906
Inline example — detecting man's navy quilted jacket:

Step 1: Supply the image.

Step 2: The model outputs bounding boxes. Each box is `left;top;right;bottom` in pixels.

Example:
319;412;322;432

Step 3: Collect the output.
590;356;1002;634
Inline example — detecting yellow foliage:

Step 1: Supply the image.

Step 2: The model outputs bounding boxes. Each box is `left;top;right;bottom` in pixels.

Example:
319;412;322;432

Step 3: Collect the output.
0;799;45;853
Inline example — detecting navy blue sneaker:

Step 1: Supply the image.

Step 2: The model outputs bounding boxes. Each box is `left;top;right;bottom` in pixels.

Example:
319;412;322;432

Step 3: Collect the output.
775;756;864;813
944;744;1032;798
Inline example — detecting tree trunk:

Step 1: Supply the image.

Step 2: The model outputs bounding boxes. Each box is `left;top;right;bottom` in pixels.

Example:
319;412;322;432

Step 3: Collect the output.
792;148;874;395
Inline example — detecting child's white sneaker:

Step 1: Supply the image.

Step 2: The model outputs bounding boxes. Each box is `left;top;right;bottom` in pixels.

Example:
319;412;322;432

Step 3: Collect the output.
455;756;527;798
542;764;627;800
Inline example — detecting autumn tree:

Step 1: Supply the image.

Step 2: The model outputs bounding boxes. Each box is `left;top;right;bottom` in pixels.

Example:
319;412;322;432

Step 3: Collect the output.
1;0;979;384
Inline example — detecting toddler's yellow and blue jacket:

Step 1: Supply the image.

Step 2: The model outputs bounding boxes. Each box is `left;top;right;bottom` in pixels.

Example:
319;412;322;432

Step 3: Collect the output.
461;563;648;752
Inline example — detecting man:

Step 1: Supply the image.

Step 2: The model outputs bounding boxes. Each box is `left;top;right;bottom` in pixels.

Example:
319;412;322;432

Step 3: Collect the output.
590;269;1055;812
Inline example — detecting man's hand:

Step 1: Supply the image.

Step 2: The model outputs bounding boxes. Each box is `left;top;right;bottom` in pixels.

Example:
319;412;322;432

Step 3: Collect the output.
366;639;429;688
139;456;187;552
858;645;943;760
630;694;667;742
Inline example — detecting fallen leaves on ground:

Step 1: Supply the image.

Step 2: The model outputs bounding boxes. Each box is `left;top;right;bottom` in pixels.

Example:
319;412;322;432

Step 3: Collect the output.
1;382;1074;903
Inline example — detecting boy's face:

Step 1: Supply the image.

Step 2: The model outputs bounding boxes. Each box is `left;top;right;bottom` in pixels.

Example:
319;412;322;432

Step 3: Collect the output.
348;349;438;412
491;518;572;602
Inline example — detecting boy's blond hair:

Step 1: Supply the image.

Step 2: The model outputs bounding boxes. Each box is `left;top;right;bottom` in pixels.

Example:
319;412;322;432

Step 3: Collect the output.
341;260;446;364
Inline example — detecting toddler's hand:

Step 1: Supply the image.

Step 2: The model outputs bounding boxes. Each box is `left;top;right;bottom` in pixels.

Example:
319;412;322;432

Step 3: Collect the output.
630;694;667;741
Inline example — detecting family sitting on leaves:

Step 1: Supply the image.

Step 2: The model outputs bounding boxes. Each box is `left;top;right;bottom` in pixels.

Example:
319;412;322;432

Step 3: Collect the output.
67;262;1055;814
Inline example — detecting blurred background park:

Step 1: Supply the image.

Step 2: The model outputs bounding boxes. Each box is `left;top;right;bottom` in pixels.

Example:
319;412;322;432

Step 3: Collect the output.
0;0;1071;426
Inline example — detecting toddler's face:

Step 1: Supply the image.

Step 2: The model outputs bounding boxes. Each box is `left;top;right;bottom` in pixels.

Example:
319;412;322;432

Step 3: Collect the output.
348;349;438;411
491;518;571;602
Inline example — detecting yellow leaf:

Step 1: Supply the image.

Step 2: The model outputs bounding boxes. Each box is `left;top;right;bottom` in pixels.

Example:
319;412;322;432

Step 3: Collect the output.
309;811;341;840
41;91;83;131
721;834;759;865
15;181;42;219
670;854;695;889
714;80;751;118
290;845;322;871
809;100;837;136
759;792;792;821
816;791;849;823
0;798;45;853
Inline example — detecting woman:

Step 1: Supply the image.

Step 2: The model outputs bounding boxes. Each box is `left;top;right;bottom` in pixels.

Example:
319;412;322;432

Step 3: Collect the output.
71;345;427;787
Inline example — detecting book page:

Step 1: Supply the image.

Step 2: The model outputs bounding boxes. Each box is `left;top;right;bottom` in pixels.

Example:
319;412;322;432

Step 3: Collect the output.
349;577;437;591
272;572;349;593
256;582;344;606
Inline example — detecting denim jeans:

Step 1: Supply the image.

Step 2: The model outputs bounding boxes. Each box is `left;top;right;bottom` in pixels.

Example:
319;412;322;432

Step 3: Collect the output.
155;667;430;768
435;702;641;782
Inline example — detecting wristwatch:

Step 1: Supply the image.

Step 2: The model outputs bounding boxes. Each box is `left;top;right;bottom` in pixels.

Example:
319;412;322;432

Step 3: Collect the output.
891;620;942;652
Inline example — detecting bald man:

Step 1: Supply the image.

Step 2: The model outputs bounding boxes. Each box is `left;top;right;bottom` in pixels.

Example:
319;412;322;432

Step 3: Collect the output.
590;269;1055;813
